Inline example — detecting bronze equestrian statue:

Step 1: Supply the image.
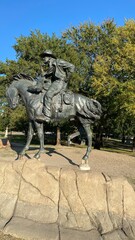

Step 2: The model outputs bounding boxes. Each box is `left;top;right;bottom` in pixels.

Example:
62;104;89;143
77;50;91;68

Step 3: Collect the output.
6;50;102;170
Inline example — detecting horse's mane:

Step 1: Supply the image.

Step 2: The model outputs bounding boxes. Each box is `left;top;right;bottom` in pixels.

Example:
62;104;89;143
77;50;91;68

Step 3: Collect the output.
10;77;35;90
13;73;34;82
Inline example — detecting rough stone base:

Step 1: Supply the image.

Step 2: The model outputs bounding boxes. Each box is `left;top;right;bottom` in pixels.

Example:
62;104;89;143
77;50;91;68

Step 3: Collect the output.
0;160;135;240
4;217;102;240
4;217;59;240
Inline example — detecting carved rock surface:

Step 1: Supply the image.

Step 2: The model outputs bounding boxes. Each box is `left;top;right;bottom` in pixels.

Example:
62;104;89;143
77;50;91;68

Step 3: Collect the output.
0;159;134;240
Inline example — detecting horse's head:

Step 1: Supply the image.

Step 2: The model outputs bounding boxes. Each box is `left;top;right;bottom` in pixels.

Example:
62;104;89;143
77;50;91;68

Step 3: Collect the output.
6;85;19;109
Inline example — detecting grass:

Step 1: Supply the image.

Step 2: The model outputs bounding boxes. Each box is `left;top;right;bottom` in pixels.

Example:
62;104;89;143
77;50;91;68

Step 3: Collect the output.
102;147;135;157
102;138;135;157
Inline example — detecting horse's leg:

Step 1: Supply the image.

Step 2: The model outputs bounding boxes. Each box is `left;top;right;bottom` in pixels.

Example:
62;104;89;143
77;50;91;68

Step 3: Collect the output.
19;120;34;158
79;121;92;170
67;131;80;146
33;121;45;159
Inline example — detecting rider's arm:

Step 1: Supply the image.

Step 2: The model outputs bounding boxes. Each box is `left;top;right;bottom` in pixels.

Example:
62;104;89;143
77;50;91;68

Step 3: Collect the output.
58;59;75;73
44;66;54;78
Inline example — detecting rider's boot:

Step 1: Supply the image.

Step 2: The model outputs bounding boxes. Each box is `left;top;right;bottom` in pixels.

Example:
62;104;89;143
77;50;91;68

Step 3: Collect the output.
35;99;51;122
36;114;50;122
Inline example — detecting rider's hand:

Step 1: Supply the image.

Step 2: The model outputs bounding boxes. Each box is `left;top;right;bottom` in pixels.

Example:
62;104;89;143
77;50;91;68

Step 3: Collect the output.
28;86;42;93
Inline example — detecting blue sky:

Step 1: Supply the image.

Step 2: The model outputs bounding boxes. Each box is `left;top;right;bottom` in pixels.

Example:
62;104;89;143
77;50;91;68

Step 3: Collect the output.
1;0;135;62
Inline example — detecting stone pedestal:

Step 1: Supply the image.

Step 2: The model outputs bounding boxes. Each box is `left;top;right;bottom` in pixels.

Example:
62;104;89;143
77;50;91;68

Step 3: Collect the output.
0;160;134;239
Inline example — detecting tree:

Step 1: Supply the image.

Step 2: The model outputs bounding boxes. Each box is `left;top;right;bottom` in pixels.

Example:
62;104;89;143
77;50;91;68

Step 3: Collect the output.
62;20;135;144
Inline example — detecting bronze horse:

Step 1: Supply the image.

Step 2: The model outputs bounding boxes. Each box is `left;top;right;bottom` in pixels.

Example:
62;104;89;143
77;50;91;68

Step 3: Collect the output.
6;77;102;170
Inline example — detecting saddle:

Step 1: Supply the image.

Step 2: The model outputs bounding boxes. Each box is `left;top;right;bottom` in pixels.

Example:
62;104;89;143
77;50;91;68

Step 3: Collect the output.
63;91;74;105
58;91;74;113
40;90;74;112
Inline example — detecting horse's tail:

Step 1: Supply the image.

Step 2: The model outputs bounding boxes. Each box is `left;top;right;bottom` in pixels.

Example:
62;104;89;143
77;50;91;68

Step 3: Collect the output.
75;94;102;122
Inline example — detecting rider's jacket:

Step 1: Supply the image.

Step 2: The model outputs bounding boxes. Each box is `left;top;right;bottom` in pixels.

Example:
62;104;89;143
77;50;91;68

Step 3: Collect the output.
45;58;75;82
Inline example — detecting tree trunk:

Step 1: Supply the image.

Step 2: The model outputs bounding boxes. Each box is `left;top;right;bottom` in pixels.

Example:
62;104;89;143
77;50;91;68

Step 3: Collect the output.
94;126;103;150
132;136;135;152
122;127;125;144
4;126;8;138
94;133;101;150
56;126;61;145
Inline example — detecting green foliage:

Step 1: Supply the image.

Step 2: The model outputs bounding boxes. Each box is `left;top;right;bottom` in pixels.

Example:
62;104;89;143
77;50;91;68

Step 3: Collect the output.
63;19;135;138
8;105;28;132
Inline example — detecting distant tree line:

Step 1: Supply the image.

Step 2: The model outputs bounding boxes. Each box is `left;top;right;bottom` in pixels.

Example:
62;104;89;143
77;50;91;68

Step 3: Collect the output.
0;19;135;146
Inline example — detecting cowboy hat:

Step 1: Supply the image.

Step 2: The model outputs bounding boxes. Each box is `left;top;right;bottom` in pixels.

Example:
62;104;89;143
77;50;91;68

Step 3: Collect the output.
40;50;56;58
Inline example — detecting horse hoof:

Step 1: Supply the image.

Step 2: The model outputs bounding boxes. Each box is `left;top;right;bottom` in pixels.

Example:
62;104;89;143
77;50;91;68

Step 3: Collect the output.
82;155;88;161
34;153;40;159
16;155;25;160
79;163;90;171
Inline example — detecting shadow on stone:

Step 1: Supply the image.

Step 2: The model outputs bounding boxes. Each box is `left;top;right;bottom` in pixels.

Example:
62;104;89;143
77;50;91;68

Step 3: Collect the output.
46;147;79;167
